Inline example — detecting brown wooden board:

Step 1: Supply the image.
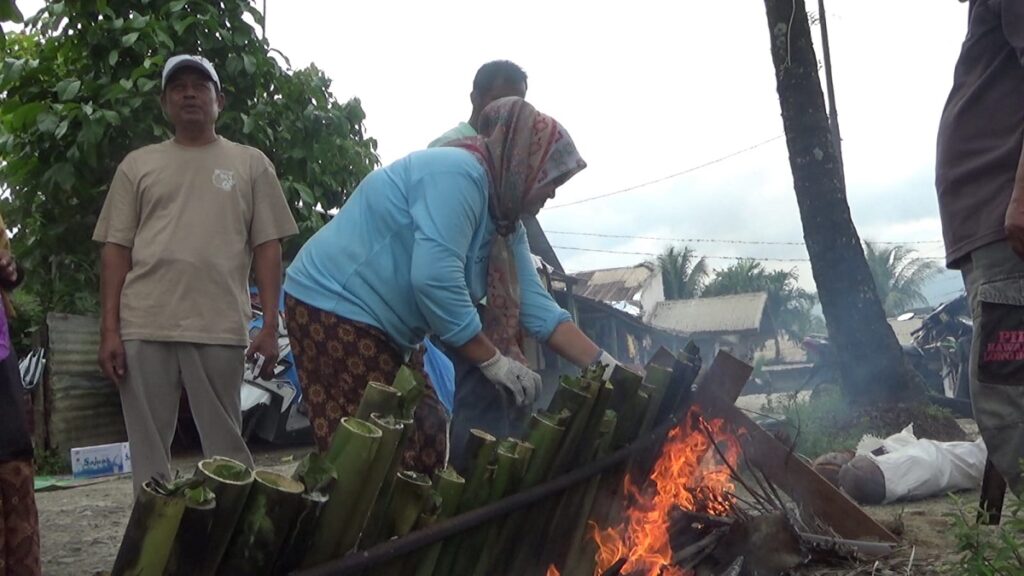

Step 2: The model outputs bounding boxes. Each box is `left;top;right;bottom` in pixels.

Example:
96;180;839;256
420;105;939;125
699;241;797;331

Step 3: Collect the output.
694;373;897;544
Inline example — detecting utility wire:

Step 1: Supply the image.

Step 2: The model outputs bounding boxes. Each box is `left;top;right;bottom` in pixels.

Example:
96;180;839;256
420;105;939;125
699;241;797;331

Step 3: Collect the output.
544;135;785;210
544;230;945;246
550;245;947;262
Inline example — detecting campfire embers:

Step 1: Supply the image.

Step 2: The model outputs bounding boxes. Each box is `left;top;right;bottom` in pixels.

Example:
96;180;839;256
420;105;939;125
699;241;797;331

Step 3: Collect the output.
592;408;744;576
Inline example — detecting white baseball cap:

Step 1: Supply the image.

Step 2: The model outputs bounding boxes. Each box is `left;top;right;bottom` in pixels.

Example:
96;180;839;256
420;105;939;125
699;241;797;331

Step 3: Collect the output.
161;54;221;91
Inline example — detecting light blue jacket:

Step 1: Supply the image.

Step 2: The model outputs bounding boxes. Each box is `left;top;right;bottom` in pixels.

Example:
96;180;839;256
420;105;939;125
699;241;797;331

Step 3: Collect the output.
284;148;570;352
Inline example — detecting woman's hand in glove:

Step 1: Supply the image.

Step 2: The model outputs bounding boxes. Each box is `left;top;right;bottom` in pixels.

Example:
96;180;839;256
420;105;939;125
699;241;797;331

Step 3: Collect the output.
478;351;542;407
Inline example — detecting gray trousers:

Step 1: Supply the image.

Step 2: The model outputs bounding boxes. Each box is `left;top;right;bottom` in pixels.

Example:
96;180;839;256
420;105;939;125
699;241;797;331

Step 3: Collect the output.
119;341;253;493
963;240;1024;495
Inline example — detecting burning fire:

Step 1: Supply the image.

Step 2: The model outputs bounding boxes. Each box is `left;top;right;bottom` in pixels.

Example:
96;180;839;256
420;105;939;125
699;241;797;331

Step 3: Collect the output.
593;408;743;576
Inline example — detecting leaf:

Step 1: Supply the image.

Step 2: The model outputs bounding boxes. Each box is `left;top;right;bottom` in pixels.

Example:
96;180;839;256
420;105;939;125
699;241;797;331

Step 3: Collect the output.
35;111;58;134
107;50;118;67
171;15;195;35
0;0;23;23
136;77;157;93
55;79;81;101
167;0;187;12
121;31;139;47
9;101;45;130
294;183;314;205
54;119;69;138
242;53;255;75
119;78;133;90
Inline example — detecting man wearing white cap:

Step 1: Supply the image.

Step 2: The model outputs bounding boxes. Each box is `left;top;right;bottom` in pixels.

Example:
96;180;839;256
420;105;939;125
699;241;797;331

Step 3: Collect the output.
93;54;298;492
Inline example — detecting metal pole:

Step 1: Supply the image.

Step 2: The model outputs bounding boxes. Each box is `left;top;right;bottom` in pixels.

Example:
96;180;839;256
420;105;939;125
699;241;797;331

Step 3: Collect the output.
817;0;842;164
262;0;267;40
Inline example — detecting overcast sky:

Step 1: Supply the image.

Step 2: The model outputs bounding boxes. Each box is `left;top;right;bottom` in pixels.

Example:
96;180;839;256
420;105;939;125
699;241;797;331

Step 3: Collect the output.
255;0;968;299
19;0;970;299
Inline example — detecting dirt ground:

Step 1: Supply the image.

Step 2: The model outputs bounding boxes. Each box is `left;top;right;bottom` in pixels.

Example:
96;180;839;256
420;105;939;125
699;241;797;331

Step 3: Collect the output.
37;447;305;576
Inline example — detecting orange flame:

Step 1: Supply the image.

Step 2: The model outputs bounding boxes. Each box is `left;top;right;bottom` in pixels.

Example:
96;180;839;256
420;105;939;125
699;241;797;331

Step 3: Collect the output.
593;407;743;576
546;565;561;576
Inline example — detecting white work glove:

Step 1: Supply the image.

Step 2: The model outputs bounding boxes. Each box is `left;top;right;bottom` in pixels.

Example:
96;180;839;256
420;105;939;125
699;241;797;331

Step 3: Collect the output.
596;350;621;381
478;351;542;407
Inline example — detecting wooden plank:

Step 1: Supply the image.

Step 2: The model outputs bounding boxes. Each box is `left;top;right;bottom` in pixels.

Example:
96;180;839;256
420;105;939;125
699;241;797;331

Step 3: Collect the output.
697;387;897;543
694;351;753;406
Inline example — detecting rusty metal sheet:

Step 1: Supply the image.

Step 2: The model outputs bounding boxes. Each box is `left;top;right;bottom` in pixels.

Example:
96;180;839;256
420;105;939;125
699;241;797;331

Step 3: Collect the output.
46;313;126;457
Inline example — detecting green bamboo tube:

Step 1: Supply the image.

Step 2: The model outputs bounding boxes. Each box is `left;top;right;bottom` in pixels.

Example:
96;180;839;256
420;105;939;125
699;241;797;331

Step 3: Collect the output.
355;381;401;421
413;467;466;576
383;471;433;539
457;429;498;511
361;416;415;549
609;365;643;407
272;491;328;576
111;480;187;576
521;412;567;489
547;374;591;414
432;430;498;576
371;475;434;576
612;388;651;448
491;413;566;570
304;417;383;567
638;364;673;435
470;440;530;576
219;470;306;574
517;396;605;574
561;410;619;575
164;488;216;576
195;457;254;576
334;413;405;555
572;380;614;469
548;378;600;478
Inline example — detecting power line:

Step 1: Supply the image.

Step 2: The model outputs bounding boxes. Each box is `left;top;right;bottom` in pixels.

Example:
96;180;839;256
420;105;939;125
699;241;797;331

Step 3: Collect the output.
551;245;947;263
544;135;786;210
545;230;945;246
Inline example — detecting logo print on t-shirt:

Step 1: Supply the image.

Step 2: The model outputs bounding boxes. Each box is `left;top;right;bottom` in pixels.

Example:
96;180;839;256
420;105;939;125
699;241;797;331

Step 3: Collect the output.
212;169;236;191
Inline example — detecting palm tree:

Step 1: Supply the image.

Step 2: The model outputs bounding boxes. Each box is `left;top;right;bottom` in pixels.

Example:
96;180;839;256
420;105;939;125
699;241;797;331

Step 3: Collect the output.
704;259;820;360
863;242;941;317
656;245;709;300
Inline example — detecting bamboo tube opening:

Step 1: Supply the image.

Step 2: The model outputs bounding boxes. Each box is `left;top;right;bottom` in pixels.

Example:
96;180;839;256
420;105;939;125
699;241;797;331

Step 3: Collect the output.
198;457;253;484
342;416;384;438
255;470;305;494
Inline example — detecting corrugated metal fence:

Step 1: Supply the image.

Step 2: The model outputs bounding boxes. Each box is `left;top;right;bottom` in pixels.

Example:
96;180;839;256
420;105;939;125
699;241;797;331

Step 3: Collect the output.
46;313;126;458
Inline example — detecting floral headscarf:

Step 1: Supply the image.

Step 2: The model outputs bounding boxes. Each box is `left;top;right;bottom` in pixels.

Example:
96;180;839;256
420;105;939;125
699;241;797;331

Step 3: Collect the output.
446;97;586;361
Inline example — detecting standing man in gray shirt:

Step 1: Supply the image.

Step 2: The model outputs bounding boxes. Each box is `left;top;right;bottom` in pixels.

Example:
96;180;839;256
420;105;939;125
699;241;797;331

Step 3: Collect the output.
936;0;1024;493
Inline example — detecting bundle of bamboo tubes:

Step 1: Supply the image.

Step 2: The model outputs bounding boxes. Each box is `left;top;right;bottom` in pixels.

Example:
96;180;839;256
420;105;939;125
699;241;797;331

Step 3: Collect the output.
111;345;702;576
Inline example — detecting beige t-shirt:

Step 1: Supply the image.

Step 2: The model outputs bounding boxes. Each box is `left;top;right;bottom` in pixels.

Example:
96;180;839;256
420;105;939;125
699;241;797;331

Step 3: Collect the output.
93;137;298;346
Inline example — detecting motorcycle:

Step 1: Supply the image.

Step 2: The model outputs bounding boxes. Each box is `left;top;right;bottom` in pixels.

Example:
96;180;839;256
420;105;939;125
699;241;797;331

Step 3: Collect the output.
239;288;312;445
799;294;973;414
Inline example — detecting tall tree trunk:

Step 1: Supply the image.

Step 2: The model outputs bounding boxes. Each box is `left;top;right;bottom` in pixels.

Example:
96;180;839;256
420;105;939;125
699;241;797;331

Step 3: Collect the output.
762;0;919;404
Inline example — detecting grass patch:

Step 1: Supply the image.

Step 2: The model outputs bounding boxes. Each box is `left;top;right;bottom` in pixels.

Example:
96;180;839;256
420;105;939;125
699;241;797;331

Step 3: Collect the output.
764;387;871;460
34;447;71;476
762;387;963;460
949;491;1024;574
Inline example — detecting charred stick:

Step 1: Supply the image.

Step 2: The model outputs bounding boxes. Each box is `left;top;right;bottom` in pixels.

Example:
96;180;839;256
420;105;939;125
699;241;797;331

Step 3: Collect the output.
600;557;628;576
698;420;774;512
672;527;728;568
741;451;785;512
725;491;772;516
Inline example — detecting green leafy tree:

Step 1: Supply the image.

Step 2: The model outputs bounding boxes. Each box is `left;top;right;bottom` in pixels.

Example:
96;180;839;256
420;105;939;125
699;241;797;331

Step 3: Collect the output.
703;259;820;360
0;1;21;48
655;245;708;300
863;242;941;316
0;0;378;337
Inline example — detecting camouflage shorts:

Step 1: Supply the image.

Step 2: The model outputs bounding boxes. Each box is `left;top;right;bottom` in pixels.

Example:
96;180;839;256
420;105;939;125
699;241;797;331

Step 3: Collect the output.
963;240;1024;495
